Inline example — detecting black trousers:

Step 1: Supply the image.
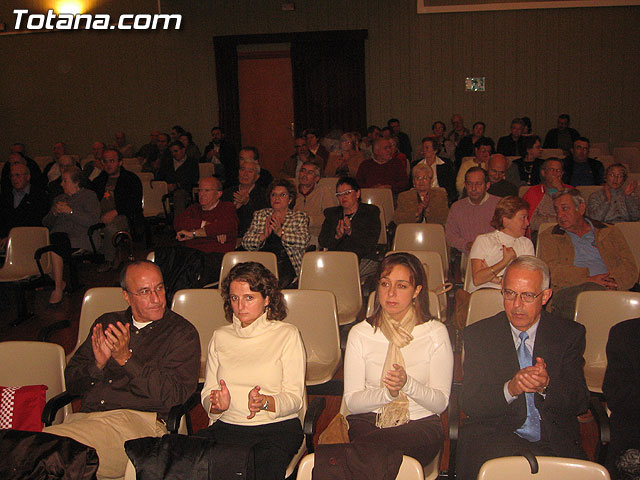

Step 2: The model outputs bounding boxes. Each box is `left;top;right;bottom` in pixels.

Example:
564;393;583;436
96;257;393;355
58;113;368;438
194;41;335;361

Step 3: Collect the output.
346;412;443;467
195;418;303;480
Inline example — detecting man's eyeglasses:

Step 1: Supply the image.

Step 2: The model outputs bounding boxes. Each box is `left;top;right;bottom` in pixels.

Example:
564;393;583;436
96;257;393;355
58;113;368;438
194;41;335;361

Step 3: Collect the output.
127;284;165;297
335;189;356;198
502;289;544;303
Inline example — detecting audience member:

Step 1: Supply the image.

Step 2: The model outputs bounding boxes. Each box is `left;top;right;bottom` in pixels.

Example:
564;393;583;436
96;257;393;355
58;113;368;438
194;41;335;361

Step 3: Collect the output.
1;151;44;193
280;135;316;178
587;163;640;223
467;196;534;293
0;162;49;250
222;152;269;236
431;121;453;162
82;141;105;184
563;137;604;186
454;122;493;172
324;132;364;178
305;129;330;171
356;137;410;196
240;147;273;189
344;252;453;467
446;167;500;255
413;136;457;205
390;136;409;173
394;163;449;225
242;179;310;287
91;149;143;272
538;190;637;320
456;137;493;196
170;125;185;142
114;131;134;158
43;142;70;183
174;176;238;283
521;116;533;135
178;132;202;161
487;154;518;198
202;126;238;185
523;158;573;235
543;114;580;153
319;176;381;280
506;135;544;186
142;133;171;175
293;160;338;241
136;130;160;165
156;140;199;215
446;114;470;146
381;126;392;138
602;318;640;480
46;155;76;201
42;166;100;305
43;260;200;480
388;118;412;159
457;256;589;480
198;262;305;480
496;118;526;157
360;125;381;159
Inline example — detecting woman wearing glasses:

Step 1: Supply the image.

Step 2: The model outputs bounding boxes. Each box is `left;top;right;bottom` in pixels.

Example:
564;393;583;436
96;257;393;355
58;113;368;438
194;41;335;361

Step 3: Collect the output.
467;196;534;293
242;179;310;287
324;132;365;178
344;252;454;467
199;261;305;480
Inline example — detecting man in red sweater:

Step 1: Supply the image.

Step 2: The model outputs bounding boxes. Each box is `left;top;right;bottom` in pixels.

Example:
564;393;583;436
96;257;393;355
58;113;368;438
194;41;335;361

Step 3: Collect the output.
356;137;409;196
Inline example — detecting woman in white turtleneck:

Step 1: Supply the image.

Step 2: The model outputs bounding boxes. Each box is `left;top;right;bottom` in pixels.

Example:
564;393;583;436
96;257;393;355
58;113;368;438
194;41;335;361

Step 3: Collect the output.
198;261;305;480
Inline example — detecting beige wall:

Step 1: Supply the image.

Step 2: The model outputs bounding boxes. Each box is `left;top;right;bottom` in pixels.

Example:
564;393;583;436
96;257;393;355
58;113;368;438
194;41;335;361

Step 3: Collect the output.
0;0;638;159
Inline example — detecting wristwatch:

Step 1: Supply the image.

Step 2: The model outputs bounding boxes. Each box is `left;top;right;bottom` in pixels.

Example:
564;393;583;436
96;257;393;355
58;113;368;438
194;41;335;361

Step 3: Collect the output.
192;230;197;239
260;398;269;411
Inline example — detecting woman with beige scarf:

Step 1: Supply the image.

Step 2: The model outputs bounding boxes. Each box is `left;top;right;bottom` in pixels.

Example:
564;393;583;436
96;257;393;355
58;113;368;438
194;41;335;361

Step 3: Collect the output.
343;252;454;466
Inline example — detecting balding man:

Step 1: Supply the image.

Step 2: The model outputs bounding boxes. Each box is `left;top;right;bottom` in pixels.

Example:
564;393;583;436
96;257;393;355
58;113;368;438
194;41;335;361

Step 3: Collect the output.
293;160;337;242
46;155;76;201
43;260;200;480
1;151;44;193
82;141;106;184
0;162;49;249
355;137;410;196
43;142;75;183
114;131;134;158
487;154;518;198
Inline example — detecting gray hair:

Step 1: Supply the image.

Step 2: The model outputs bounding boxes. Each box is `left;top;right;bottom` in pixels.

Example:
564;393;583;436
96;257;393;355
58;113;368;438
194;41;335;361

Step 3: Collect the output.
411;163;433;177
239;157;261;174
505;255;550;290
551;189;584;208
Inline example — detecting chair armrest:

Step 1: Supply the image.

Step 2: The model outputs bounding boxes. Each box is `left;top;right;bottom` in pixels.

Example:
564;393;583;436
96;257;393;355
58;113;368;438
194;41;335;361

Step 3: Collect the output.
34;244;57;278
38;320;71;342
590;394;610;465
88;222;106;255
446;381;461;479
303;396;326;453
42;391;79;426
166;383;203;434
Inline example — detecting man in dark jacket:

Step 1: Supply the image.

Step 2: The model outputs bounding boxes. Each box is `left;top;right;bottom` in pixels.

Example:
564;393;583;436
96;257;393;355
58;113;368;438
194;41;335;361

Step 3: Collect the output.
543;114;580;153
562;137;604;186
91;149;143;271
156;141;199;216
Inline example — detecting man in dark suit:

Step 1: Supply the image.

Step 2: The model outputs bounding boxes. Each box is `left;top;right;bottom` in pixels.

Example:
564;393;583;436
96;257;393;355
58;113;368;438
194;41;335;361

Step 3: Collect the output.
496;118;526;157
457;255;589;480
156;141;199;215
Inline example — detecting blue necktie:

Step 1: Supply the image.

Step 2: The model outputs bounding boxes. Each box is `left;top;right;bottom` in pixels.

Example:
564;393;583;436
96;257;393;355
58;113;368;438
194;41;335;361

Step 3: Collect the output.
515;331;541;442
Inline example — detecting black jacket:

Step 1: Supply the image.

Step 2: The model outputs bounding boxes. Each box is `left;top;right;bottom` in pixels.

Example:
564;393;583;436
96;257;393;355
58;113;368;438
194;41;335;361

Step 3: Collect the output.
319;203;381;261
0;185;49;237
90;167;143;227
562;156;605;186
543;127;580;149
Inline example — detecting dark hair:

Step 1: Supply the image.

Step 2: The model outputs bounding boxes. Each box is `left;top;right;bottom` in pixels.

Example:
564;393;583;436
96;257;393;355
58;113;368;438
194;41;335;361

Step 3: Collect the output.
171;125;185;135
523;135;541;152
157;133;170;143
474;137;494;150
381;126;391;134
103;148;122;161
119;259;162;291
421;136;439;152
336;176;360;192
521;117;532;132
510;118;525;127
169;140;185;150
472;121;486;130
211;126;223;134
465;166;489;183
432;121;446;131
559;114;571;123
305;129;319;138
240;146;260;161
369;252;433;329
575;136;590;146
367;125;381;135
179;131;193;145
387;118;399;126
491;196;530;230
267;178;297;208
220;262;286;322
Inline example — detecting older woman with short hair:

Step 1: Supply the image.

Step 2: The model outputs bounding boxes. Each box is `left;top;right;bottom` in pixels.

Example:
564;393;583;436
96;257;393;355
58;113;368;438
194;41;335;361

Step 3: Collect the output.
199;262;305;480
467;196;534;293
587;163;640;223
394;163;449;225
324;132;365;178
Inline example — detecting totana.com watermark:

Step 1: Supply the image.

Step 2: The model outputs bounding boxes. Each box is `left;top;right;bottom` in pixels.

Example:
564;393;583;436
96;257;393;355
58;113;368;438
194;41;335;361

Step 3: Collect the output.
13;9;182;30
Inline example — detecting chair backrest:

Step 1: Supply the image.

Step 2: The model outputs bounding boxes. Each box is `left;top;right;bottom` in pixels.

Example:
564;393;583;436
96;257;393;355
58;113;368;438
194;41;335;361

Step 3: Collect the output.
136;171;155;184
299;251;362;326
575;185;601;202
388;250;447;316
142;180;168;217
34;156;53;171
535;222;556;256
378;207;387;245
392;223;449;276
367;290;441;321
613;147;640;171
296;453;426;480
198;163;214;180
123;158;140;169
477;455;610;479
518;185;531;198
466;289;504;327
590;142;609;155
71;287;130;358
614;221;640;282
539;148;565;159
171;289;227;379
361;188;394;228
574;290;640;393
282;289;341;386
0;341;69;424
0;227;51;280
126;163;142;173
218;251;279;286
318;177;339;193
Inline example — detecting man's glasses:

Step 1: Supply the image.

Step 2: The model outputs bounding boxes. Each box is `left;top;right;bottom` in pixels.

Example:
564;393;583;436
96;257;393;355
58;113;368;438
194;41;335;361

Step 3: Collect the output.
502;289;544;303
127;284;165;297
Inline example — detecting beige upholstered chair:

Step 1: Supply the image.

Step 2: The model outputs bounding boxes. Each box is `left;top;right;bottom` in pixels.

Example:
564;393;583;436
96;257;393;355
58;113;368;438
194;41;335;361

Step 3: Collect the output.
296;453;428;480
518;185;530;198
318;176;339;192
142;180;169;218
590;142;609;155
466;289;504;327
217;251;279;286
282;289;341;386
393;223;449;276
198;162;214;180
0;341;69;425
613;147;640;172
361;187;394;229
614;221;640;282
539;148;564;159
299;251;362;326
171;289;227;380
535;222;556;256
574;290;640;393
477;455;610;479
